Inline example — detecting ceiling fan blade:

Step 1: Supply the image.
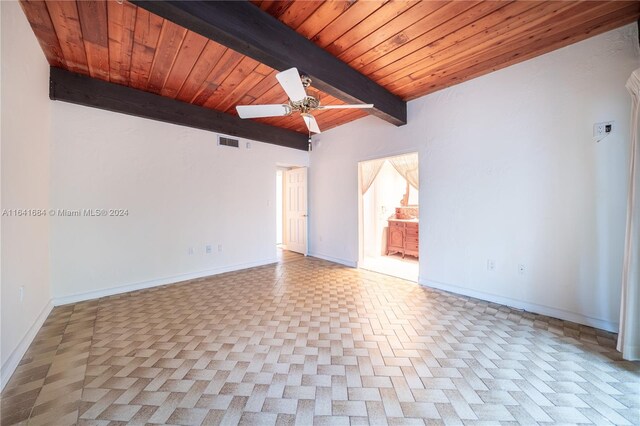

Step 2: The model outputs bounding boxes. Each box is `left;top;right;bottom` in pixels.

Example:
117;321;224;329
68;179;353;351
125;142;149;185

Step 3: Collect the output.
276;68;307;102
301;113;321;134
317;104;374;110
236;104;290;119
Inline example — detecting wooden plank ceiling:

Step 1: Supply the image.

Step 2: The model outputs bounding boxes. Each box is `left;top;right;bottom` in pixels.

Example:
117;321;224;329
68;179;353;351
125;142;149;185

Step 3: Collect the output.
21;0;640;135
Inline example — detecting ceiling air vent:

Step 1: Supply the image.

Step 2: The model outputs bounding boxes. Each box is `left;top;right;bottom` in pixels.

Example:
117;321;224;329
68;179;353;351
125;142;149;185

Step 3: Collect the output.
218;136;239;148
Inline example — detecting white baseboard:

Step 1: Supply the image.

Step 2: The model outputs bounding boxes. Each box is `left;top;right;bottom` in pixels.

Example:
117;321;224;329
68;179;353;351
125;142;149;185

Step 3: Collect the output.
52;258;278;306
420;277;619;333
309;252;357;268
1;300;53;391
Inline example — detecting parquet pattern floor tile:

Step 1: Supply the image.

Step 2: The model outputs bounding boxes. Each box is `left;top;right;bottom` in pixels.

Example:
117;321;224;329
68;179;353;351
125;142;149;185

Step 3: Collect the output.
1;256;638;425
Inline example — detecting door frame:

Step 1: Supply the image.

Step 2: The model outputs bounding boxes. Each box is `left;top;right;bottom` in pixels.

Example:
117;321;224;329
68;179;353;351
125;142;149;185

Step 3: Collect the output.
276;167;288;249
357;151;420;269
276;164;307;257
283;166;308;256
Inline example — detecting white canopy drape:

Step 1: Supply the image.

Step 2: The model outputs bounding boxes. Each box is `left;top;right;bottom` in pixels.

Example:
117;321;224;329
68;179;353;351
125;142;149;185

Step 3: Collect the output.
359;159;385;194
389;153;419;190
617;68;640;361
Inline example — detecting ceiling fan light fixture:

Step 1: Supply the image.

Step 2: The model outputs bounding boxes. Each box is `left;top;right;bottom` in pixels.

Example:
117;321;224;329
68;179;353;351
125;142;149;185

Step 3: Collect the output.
235;67;375;134
290;95;319;114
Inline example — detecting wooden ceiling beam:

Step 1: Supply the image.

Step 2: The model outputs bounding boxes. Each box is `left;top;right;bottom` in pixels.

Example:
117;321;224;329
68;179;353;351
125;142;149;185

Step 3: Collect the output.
129;0;407;126
49;67;309;151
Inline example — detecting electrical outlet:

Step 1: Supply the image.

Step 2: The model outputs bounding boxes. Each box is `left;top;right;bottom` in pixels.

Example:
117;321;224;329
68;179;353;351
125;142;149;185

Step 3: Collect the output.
518;264;525;275
593;121;614;138
593;123;605;137
188;247;194;255
205;244;212;254
487;259;495;271
19;286;24;303
218;244;223;252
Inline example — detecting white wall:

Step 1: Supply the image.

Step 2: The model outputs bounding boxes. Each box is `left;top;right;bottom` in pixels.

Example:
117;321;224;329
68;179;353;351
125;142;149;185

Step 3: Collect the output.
50;103;308;302
310;24;640;332
1;1;53;387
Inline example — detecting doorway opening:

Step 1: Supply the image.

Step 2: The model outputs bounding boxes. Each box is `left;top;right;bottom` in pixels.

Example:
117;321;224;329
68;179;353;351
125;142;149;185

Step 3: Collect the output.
358;153;419;282
276;169;284;247
276;166;308;261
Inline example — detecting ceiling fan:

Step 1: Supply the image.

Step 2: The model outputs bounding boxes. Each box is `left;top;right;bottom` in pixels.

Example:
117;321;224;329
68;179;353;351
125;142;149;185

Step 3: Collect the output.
235;68;374;134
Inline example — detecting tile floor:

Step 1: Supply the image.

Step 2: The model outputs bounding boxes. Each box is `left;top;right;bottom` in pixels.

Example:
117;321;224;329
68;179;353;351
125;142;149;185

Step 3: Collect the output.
1;256;638;425
360;254;419;283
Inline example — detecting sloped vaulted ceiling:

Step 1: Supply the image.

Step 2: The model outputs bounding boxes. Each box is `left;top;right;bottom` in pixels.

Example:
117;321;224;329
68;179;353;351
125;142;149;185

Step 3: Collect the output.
20;0;640;140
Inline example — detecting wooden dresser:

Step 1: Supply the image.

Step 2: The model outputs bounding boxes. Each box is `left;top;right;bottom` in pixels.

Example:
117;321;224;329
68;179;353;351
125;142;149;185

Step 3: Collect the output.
387;219;419;259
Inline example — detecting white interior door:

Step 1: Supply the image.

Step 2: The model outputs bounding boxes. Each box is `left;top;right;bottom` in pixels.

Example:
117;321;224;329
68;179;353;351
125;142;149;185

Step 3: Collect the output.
285;167;308;255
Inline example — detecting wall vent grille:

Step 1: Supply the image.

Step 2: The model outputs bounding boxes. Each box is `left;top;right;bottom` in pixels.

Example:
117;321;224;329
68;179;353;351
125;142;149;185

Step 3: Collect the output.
218;136;239;148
